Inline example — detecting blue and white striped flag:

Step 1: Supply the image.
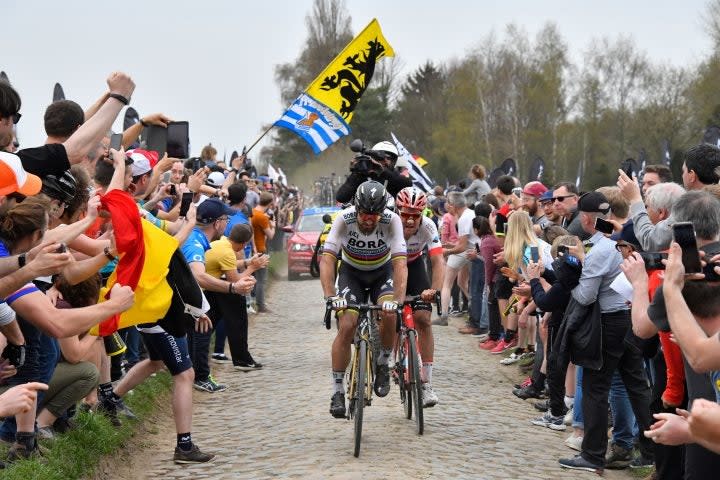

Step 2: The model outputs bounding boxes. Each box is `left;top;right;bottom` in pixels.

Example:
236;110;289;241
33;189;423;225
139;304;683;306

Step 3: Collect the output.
274;93;350;155
391;132;434;192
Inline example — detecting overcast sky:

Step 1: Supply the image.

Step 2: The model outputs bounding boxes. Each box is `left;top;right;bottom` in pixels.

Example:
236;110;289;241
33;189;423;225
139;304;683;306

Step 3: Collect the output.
4;0;713;163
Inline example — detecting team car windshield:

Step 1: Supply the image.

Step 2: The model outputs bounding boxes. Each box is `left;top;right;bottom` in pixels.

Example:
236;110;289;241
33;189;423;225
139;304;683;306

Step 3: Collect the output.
296;214;326;232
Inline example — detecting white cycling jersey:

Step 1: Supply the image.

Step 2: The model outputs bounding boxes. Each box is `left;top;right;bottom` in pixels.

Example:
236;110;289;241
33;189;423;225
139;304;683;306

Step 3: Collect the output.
323;206;407;271
405;216;443;264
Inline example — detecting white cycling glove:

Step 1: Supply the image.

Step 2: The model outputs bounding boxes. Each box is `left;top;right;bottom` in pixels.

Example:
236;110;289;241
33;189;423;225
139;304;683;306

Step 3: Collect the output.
327;296;347;310
382;300;399;312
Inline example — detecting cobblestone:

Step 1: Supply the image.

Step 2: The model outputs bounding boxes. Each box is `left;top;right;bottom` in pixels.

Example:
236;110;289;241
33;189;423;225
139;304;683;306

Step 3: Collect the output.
108;277;636;479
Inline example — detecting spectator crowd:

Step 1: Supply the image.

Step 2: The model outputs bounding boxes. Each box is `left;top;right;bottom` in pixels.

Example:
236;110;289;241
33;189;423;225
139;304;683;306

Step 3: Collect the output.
0;71;302;467
419;150;720;479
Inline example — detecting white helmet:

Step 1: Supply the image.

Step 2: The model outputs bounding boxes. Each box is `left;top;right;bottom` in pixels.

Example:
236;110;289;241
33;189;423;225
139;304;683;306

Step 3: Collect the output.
371;141;399;159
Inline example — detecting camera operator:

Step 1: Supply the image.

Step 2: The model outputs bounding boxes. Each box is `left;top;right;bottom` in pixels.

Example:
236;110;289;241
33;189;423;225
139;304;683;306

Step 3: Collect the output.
335;140;412;204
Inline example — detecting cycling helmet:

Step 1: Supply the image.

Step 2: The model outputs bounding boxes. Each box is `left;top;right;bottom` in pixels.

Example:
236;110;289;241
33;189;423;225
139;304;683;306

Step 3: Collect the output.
396;186;427;211
371;141;399;160
41;170;77;204
354;180;387;214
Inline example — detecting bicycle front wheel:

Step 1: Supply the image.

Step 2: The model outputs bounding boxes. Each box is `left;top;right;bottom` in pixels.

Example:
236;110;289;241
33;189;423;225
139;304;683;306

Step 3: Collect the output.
408;330;424;435
353;340;367;457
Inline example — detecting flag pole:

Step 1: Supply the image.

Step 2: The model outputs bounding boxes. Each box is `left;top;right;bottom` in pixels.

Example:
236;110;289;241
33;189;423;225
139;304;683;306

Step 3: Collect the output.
243;124;275;155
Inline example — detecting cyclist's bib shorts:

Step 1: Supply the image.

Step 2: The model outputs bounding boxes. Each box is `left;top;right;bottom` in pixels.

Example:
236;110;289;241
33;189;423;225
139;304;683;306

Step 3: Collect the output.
336;261;394;308
405;259;433;312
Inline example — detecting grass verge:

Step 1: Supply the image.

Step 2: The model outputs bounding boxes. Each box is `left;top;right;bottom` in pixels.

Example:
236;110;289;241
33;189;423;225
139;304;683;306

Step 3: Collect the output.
0;372;172;480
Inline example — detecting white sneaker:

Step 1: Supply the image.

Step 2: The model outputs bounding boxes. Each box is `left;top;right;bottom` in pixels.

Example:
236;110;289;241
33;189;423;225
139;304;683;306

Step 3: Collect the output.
422;383;438;407
247;304;257;314
473;333;490;342
500;353;522;365
564;435;583;451
564;406;574;426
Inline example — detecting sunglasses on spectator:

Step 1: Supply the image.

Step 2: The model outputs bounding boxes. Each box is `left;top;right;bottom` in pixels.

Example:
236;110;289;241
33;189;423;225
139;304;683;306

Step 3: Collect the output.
12;112;21;124
553;194;577;203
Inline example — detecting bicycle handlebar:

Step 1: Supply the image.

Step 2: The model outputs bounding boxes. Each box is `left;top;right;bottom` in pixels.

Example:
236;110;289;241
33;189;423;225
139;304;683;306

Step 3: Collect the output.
402;292;442;316
323;302;398;330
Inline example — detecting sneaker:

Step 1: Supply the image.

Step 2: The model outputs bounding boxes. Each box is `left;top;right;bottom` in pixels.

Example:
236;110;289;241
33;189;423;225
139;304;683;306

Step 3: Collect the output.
52;416;77;433
513;384;544;400
6;442;44;463
374;363;391;397
629;455;654;469
531;411;566;431
173;444;215;464
247;304;257;315
605;443;632;469
479;339;499;350
421;383;438;407
559;455;603;473
490;337;517;354
500;352;523;365
472;333;489;342
431;316;448;326
563;406;574;426
96;398;122;427
448;308;462;317
564;435;583;452
257;306;273;314
517;352;536;367
193;377;227;393
234;361;263;371
116;398;137;419
37;426;55;441
330;392;346;418
211;353;231;364
514;377;532;389
533;400;550;412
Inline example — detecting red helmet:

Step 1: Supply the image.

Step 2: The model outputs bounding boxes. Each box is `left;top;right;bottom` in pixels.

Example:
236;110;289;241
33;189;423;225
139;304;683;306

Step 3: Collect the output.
396;187;427;212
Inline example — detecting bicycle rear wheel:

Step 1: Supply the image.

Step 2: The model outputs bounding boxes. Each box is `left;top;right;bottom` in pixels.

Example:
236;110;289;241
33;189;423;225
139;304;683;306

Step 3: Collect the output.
353;340;367;457
407;330;424;435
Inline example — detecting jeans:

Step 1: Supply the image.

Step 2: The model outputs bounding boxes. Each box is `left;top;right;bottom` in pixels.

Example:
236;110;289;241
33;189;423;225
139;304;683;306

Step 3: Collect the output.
580;312;654;467
213;317;227;355
609;370;638;450
469;259;484;330
120;326;141;365
253;267;268;310
486;283;503;340
573;367;584;428
0;333;58;441
188;327;212;383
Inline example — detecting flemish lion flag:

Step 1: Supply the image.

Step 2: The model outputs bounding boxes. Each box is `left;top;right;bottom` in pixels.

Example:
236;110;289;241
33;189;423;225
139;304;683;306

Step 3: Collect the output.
89;190;177;336
275;18;394;154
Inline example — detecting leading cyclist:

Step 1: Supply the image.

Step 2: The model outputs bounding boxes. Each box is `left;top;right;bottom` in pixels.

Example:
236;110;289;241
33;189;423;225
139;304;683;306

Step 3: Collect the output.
395;187;445;407
320;180;408;418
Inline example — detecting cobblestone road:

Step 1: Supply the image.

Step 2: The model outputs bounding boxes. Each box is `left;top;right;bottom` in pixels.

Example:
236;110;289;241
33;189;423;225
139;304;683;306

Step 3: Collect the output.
113;277;633;480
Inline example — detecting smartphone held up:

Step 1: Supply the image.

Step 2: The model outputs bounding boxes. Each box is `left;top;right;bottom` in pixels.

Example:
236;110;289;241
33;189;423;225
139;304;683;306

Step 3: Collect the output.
673;222;702;274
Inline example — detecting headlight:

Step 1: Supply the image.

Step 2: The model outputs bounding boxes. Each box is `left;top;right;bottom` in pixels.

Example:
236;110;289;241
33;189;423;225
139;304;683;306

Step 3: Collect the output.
291;243;312;251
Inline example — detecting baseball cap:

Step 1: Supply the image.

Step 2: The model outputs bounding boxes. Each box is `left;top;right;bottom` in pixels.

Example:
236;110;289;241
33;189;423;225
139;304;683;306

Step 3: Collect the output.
127;149;158;177
0;152;42;196
206;171;225;188
539;190;553;203
196;198;234;225
522;181;548;198
577;191;610;214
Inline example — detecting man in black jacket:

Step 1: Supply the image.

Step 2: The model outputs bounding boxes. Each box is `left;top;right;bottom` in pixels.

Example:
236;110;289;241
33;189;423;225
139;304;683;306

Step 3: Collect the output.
335;141;412;204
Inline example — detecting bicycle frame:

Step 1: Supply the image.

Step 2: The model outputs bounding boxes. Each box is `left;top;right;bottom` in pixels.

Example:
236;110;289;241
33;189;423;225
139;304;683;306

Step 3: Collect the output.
347;310;375;410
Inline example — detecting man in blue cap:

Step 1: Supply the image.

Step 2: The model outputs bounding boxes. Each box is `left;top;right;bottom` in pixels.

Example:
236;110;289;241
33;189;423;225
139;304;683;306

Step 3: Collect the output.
181;198;256;393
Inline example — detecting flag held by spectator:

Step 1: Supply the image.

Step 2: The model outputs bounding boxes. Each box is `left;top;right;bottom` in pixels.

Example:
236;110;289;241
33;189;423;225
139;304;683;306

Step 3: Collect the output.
89;190;177;336
275;19;394;154
391;132;434;192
